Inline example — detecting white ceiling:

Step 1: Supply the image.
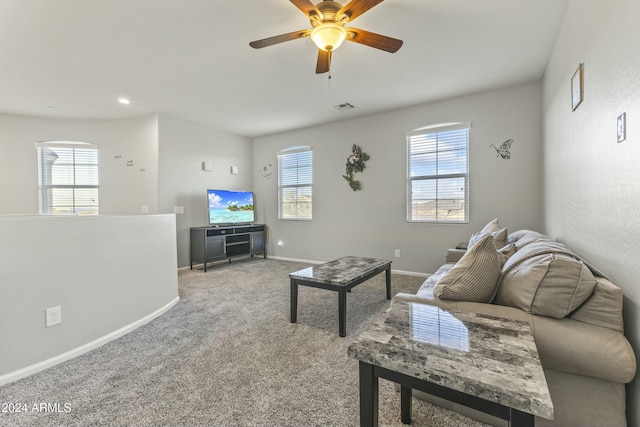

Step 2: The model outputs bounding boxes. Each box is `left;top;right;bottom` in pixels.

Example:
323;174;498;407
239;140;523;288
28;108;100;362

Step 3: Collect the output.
0;0;568;138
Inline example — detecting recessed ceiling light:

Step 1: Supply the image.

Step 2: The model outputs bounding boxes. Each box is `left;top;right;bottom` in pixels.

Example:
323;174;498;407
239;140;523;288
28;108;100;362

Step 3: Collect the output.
118;98;131;105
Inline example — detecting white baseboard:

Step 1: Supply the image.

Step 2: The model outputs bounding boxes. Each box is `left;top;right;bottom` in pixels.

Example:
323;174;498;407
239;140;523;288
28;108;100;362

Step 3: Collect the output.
267;255;324;264
391;269;429;278
0;296;180;387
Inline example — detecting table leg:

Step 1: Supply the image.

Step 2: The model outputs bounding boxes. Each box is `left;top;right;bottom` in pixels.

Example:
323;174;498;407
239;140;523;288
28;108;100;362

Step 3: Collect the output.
400;386;412;425
510;408;534;427
359;361;379;427
290;279;298;323
385;267;391;300
339;288;347;337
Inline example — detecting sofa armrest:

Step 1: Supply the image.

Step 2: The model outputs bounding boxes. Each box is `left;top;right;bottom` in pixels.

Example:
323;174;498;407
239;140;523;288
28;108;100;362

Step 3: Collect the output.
445;248;466;263
532;315;636;384
455;242;468;250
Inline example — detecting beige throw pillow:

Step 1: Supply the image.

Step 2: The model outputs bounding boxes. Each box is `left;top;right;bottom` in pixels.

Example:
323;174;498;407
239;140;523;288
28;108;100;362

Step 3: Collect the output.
433;235;501;303
469;227;508;250
480;218;502;234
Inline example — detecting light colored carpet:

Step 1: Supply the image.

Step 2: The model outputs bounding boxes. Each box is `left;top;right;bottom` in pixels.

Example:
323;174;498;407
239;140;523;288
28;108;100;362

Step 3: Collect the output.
0;258;489;427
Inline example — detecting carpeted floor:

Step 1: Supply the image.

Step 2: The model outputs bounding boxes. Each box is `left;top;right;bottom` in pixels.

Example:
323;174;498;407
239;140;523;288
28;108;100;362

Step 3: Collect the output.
0;258;489;427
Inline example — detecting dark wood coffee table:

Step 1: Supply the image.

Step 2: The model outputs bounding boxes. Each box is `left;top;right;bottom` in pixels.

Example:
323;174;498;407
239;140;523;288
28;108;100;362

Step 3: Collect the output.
348;301;553;426
289;256;392;337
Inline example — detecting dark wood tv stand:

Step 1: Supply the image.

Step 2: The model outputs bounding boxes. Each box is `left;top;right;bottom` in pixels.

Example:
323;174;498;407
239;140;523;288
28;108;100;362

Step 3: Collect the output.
190;224;266;271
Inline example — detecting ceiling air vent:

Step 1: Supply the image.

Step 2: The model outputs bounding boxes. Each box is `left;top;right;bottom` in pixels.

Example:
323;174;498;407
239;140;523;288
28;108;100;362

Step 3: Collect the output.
334;102;355;111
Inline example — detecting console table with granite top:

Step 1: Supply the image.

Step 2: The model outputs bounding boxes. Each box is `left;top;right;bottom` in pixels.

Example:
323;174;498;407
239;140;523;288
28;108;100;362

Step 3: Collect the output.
347;301;553;427
289;256;392;337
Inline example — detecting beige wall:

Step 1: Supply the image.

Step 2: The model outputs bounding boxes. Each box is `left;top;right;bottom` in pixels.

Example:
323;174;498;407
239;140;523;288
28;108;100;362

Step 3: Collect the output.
253;81;543;274
0;113;159;215
157;114;253;268
542;0;640;423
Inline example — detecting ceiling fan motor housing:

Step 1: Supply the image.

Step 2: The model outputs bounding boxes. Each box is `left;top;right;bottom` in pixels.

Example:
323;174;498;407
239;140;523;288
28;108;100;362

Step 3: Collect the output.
311;1;346;25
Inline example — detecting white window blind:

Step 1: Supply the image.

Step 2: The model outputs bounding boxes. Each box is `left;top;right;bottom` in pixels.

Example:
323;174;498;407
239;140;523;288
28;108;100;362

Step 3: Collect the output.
277;146;312;220
36;142;99;215
407;123;470;223
409;303;469;352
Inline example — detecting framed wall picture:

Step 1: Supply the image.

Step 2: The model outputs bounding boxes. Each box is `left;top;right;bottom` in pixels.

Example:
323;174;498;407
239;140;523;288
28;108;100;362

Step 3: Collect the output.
571;63;584;111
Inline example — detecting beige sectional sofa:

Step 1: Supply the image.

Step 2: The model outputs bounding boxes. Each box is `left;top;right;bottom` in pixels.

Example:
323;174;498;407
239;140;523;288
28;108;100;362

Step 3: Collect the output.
393;221;636;427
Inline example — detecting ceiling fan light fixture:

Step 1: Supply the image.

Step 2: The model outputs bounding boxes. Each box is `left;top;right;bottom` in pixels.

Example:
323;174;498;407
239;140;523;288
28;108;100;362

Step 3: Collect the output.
311;22;347;51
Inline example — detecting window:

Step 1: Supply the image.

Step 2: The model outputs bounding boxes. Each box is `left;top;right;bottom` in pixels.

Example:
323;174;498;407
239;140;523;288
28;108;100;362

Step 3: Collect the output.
406;123;469;223
36;141;99;215
277;146;312;220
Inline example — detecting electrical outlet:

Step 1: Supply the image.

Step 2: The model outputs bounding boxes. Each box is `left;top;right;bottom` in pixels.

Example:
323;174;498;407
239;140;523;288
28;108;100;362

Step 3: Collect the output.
394;249;400;258
141;205;149;214
45;306;62;327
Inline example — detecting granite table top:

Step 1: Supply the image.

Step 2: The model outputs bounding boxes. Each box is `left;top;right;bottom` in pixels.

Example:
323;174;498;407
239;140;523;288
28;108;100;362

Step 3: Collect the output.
347;301;553;420
289;256;391;287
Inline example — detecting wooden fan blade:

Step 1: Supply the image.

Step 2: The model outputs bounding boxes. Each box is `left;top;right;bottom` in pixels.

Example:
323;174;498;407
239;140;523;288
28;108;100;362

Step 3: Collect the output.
290;0;320;17
316;50;331;74
337;0;383;22
347;28;403;53
249;30;311;49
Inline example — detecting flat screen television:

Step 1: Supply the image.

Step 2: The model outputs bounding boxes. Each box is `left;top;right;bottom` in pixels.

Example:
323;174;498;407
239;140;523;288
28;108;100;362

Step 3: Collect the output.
207;189;255;225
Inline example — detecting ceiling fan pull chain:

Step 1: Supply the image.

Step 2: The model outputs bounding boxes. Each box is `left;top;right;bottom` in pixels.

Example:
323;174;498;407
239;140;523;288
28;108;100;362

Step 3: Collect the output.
328;71;332;90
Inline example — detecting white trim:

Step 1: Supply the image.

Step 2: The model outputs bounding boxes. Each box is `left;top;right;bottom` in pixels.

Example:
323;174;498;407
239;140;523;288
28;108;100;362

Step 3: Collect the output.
277;145;312;156
267;255;323;264
406;122;471;137
34;140;97;149
391;269;429;278
0;296;180;387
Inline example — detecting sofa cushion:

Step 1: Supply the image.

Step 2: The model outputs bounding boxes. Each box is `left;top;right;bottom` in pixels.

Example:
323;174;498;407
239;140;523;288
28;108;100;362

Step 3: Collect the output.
569;276;624;332
502;238;577;275
433;235;501;303
506;229;539;244
495;253;597;319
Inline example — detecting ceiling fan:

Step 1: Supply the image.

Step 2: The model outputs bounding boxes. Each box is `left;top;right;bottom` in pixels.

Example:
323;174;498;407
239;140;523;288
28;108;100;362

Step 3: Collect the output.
249;0;403;74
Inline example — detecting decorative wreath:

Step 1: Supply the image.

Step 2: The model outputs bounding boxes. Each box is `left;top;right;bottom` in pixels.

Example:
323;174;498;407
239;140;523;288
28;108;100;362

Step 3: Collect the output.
342;144;370;191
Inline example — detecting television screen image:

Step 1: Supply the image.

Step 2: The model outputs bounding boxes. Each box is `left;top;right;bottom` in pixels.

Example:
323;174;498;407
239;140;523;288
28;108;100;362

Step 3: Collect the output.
207;189;255;225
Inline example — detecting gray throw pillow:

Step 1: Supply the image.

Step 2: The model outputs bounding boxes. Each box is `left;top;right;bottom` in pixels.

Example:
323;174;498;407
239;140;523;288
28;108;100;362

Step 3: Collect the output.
433;235;501;303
